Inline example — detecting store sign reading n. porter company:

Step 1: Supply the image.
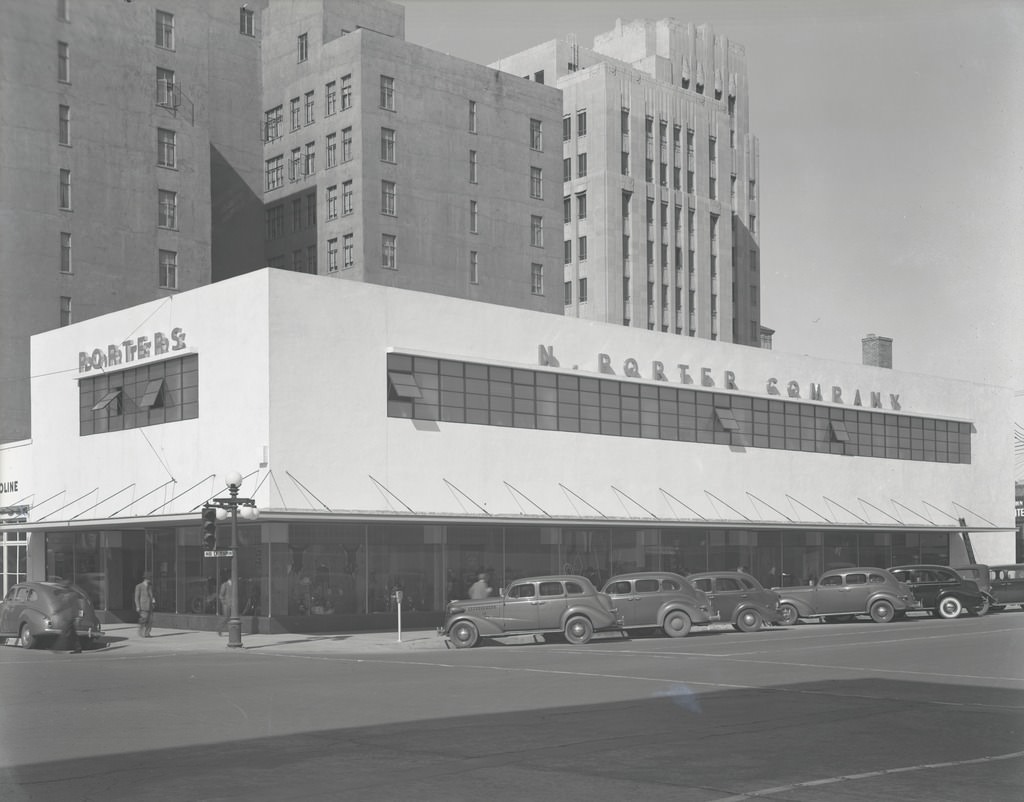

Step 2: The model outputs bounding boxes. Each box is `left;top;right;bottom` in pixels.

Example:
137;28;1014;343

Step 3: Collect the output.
79;328;187;373
538;344;902;411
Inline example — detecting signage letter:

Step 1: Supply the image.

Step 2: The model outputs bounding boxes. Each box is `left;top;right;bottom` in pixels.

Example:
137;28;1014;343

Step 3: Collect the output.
853;390;863;407
832;386;844;404
79;352;91;373
137;336;152;359
724;370;737;390
598;353;613;374
122;340;137;363
889;393;901;410
809;383;823;401
677;364;693;384
171;327;187;350
155;332;169;355
623;358;640;378
91;349;106;370
870;391;882;409
766;378;779;395
107;344;122;367
701;367;714;387
652;361;667;381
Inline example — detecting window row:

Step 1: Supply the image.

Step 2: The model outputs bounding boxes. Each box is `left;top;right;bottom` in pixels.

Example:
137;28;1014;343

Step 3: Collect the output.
265;193;317;239
58;241;179;288
386;355;973;464
562;109;587;141
79;355;199;436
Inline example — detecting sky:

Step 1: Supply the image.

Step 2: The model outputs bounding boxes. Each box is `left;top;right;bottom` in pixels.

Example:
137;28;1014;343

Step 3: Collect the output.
399;0;1024;443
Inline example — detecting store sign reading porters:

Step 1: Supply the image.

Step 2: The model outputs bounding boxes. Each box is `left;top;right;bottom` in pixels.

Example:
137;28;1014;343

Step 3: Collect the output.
78;327;187;373
538;345;902;411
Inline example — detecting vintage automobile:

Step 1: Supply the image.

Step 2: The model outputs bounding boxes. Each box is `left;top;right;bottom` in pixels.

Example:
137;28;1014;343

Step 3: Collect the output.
601;572;717;637
987;564;1024;610
888;564;992;618
954;564;992;598
441;575;621;648
0;581;104;649
687;571;784;632
774;567;919;625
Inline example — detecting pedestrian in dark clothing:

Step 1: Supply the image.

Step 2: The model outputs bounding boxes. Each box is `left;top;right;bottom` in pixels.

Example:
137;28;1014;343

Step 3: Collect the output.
51;580;83;654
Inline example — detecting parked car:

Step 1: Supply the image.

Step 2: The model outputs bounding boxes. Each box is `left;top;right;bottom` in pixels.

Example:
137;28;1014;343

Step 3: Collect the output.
687;571;784;631
987;564;1024;610
0;581;104;649
774;567;919;625
601;572;717;637
954;564;992;598
441;575;621;648
888;564;992;618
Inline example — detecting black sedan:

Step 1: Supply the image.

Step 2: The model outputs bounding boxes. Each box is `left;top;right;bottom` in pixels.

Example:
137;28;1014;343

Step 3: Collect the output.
888;564;992;618
0;581;104;649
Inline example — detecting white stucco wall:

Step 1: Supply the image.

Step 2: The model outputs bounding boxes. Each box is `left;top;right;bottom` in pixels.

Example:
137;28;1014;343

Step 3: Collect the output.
26;269;1015;563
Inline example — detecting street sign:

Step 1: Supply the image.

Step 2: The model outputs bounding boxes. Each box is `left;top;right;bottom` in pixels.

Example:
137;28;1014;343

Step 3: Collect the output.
204;550;234;558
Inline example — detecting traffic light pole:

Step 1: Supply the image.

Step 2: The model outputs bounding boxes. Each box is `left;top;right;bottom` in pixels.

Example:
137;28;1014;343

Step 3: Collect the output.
205;478;256;649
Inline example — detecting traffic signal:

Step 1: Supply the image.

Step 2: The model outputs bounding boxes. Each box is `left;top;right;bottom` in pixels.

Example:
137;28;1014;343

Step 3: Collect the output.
202;506;217;550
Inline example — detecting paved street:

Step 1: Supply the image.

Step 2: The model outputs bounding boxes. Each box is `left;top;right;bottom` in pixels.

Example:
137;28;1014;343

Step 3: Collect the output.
1;614;1023;801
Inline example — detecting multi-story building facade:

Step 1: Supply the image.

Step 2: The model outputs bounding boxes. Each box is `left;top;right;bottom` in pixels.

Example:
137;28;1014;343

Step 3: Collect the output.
492;19;761;345
260;0;564;313
0;0;265;444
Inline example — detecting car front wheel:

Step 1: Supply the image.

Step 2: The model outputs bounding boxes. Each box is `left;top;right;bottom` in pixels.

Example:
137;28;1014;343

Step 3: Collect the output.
735;609;763;632
969;597;990;617
663;611;692;638
448;620;479;648
564;616;594;644
778;603;800;626
936;596;963;619
869;599;895;623
19;623;36;649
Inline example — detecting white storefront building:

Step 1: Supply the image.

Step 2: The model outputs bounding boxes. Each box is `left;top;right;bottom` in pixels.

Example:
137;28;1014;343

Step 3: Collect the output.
2;269;1014;631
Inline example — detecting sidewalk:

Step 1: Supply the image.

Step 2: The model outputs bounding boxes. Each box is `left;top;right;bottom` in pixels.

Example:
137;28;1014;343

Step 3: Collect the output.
93;623;454;654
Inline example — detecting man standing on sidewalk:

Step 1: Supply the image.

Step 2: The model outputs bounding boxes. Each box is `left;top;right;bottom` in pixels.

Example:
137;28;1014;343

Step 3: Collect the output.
134;572;156;638
217;574;233;636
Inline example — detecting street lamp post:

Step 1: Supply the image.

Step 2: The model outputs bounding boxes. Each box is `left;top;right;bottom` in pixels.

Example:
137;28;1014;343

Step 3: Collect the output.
209;472;258;648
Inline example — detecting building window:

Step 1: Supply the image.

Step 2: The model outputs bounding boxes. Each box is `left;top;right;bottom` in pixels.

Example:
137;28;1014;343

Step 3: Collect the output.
343;233;354;268
325;81;337;116
380;75;395;110
469;250;479;284
563;196;571;223
563;157;571;183
470;200;479;234
579;276;588;302
469;150;478;183
326;132;337;167
60;232;71;273
563;239;571;264
469;100;477;133
289;147;301;181
306;192;316;228
749;179;757;201
327;238;338;272
307;244;317;274
297;32;309;63
304;141;315;175
290;97;301;130
562;115;571;141
291;249;304;273
531;263;543;295
578;235;588;261
156;10;175;50
381;181;397;216
59;168;71;209
159;249;178;289
304;91;315;125
157;68;176;108
58;41;69;83
749;214;757;236
341;75;352;110
564;280;572;305
58;0;69;22
266;155;284;190
60;296;72;327
530;215;543;247
265;204;284;239
59;104;70;146
709;136;718;199
157;128;176;167
730;174;737;202
577;109;587;137
530;166;542;199
381;127;396;162
158;189;177;229
382;234;397;269
239;6;255;36
577;153;587;178
576;192;587;219
342;181;353;215
264;106;283;141
326;185;338;220
529;118;542;150
341;127;352;162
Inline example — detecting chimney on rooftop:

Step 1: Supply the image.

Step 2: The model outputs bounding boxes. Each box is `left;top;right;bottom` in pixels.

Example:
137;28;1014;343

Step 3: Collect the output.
862;334;893;369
